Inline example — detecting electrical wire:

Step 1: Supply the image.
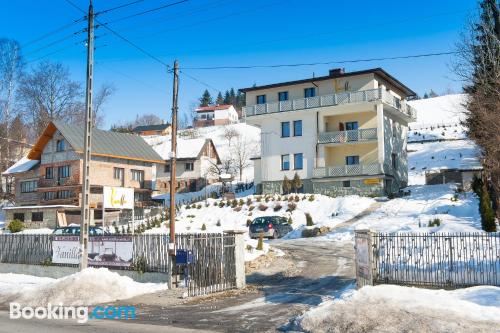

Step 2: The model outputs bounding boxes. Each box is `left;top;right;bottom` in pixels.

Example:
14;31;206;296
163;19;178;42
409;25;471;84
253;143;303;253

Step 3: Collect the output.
21;16;86;48
95;0;147;16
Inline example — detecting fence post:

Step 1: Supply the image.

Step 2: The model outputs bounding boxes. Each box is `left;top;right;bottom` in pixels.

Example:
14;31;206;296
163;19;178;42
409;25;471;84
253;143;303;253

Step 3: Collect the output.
225;230;246;289
354;229;374;288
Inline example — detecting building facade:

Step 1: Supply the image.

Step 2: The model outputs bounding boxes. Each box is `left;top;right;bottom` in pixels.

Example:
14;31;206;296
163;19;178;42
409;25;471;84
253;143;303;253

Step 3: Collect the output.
241;68;417;196
132;123;172;136
194;105;239;128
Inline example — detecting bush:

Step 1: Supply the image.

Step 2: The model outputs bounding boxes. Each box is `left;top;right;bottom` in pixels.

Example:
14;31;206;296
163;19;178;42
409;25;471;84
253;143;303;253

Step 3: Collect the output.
196;204;202;209
246;219;252;227
472;176;497;232
256;232;264;251
294;195;300;202
287;202;296;212
231;199;238;208
287;216;293;225
305;213;314;226
273;203;282;212
246;198;253;206
428;218;441;227
246;244;254;252
308;195;315;202
134;256;147;274
258;204;268;211
248;205;255;211
265;196;270;203
239;199;245;206
185;204;191;209
216;220;221;227
219;201;225;208
8;219;24;233
256;196;262;202
201;223;207;231
233;206;242;212
288;196;294;202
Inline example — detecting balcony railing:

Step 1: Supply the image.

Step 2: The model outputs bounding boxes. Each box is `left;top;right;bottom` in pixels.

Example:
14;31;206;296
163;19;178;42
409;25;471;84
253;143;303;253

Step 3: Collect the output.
318;128;377;144
244;88;417;120
313;163;384;178
38;177;80;188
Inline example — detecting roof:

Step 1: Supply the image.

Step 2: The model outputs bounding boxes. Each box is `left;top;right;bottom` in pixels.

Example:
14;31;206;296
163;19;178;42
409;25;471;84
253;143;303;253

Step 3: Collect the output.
3;205;79;210
2;156;40;175
239;68;416;96
143;136;221;163
27;121;164;163
132;123;171;132
196;104;233;112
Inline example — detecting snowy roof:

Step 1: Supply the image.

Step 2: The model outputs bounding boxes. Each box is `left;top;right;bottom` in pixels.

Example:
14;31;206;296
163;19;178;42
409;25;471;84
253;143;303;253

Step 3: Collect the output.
2;156;39;175
196;104;233;112
143;137;214;160
408;94;468;127
3;205;79;210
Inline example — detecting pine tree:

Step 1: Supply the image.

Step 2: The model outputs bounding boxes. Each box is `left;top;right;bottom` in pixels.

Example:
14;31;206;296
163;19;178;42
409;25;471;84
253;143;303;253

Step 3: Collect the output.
229;88;236;105
223;90;231;104
216;91;224;105
199;89;213;107
282;175;291;194
292;172;302;193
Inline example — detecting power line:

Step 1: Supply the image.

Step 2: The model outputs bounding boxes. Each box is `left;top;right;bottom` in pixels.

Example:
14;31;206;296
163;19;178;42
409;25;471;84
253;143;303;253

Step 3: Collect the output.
21;16;86;48
24;40;85;64
180;52;458;70
95;0;147;15
179;70;220;93
23;30;85;57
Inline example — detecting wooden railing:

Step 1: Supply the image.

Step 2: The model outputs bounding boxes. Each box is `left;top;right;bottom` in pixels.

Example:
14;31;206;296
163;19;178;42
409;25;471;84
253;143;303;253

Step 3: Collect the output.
313;163;383;178
318;128;377;144
243;88;417;120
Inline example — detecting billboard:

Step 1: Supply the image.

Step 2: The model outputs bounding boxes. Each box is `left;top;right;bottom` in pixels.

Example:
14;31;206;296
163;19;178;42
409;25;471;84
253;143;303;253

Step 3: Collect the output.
103;186;134;209
52;236;133;267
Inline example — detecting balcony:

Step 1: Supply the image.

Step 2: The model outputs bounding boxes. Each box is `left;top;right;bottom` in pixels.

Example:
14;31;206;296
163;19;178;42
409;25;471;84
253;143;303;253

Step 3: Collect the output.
243;88;417;120
313;163;384;178
38;177;80;188
318;128;377;145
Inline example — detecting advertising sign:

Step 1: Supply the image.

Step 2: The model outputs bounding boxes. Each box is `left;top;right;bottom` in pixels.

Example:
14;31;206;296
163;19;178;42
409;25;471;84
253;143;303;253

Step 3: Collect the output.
103;186;134;209
52;236;133;267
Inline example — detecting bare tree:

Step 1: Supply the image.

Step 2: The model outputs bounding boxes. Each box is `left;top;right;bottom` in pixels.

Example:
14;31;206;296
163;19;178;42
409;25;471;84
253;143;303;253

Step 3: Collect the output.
206;155;235;180
221;126;240;147
92;83;115;128
231;135;258;181
133;113;163;127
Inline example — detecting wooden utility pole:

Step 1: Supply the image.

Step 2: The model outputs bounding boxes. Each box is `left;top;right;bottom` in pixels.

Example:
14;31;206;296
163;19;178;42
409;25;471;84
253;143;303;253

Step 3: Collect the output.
169;60;179;253
80;0;94;270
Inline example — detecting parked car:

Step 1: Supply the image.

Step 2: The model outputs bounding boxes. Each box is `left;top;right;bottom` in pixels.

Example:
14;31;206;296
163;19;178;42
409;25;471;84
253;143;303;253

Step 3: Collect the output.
52;226;108;236
249;216;293;239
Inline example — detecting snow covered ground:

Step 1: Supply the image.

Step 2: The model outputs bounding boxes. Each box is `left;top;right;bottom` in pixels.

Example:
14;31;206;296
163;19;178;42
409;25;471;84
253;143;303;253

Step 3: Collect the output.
296;284;500;332
0;268;167;307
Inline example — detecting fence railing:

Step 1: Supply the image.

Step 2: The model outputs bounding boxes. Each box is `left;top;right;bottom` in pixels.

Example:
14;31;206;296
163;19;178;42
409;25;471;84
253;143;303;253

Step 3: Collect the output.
318;128;377;144
355;231;500;289
313;163;383;178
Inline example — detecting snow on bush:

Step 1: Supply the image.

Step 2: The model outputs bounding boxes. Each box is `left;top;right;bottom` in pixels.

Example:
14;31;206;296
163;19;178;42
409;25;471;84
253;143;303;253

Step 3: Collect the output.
0;268;167;306
296;284;500;332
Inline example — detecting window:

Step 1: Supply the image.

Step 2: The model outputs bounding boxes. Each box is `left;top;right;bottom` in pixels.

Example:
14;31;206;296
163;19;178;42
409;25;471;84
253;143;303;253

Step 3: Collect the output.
281;155;290;170
43;191;56;200
392;153;397;169
58;190;71;199
293;120;302;136
345;156;360;165
57;165;70;179
20;180;37;193
343;180;351;188
113;167;124;180
131;170;144;182
45;167;53;179
281;122;290;137
134;192;146;202
256;95;266;104
13;213;25;222
32;212;43;222
294;153;303;170
344;81;350;91
278;91;289;101
164;164;171;173
345;121;359;131
56;139;65;152
304;87;315;98
185;162;194;171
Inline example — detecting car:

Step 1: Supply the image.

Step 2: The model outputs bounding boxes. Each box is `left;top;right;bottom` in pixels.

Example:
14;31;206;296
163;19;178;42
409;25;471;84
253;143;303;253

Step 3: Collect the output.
52;226;109;236
249;216;293;239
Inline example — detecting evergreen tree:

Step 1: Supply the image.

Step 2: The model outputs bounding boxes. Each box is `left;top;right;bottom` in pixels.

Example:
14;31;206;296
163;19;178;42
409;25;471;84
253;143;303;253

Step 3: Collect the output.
223;90;231;104
423;92;429;99
199;89;213;107
428;89;438;98
229;88;236;105
215;91;224;105
292;172;302;193
282;175;291;194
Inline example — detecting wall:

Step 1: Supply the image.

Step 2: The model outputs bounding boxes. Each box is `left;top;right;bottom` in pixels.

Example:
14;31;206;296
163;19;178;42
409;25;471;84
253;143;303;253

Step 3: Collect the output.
324;143;378;166
324;111;377;132
5;207;58;228
382;110;409;188
14;168;40;205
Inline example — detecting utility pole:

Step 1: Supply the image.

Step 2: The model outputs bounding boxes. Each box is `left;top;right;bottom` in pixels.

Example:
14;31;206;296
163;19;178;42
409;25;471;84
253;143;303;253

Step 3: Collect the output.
168;60;179;260
80;0;94;270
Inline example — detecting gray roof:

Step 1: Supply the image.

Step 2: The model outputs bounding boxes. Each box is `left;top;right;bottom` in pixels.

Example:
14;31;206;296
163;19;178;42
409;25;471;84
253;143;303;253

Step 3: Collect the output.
54;121;164;162
132;123;171;132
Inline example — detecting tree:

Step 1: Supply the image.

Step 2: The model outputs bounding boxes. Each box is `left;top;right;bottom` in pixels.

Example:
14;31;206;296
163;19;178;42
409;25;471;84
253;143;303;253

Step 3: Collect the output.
231;135;257;181
223;90;231;104
92;83;115;128
455;0;500;219
199;89;212;107
292;172;302;193
221;126;240;147
215;91;224;105
133;113;163;126
282;175;291;194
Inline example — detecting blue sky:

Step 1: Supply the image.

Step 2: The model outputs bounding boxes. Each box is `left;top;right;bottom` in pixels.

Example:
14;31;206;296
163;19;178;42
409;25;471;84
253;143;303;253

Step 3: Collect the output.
1;0;476;128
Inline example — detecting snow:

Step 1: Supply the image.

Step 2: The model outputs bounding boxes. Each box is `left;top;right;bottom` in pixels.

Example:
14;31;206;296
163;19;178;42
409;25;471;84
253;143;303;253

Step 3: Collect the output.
2;156;39;175
408;94;468;128
143;136;208;160
0;268;167;306
296;284;500;332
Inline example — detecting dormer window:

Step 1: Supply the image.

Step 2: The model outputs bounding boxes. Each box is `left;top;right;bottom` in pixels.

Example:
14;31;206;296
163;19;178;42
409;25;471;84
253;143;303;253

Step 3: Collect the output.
56;139;65;152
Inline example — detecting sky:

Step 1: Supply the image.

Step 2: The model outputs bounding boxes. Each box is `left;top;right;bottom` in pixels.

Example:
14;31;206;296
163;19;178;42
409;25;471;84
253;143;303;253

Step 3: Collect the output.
0;0;477;129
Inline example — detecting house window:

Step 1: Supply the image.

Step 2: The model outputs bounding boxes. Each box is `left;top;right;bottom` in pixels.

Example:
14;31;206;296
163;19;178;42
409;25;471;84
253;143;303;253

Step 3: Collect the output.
293;120;302;136
32;212;43;222
13;213;25;222
304;87;315;98
131;170;144;182
164;164;171;173
20;180;37;193
45;167;54;179
343;180;351;188
58;190;71;199
134;192;146;202
392;153;397;169
185;162;194;171
113;167;124;180
56;139;65;152
281;122;290;137
278;91;289;102
294;153;303;170
256;95;266;104
281;155;290;171
344;81;350;91
346;156;360;165
43;191;56;200
345;121;359;131
57;165;70;179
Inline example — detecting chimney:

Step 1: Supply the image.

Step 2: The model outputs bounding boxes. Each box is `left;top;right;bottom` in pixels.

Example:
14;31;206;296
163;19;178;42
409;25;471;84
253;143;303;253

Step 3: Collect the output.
329;68;345;76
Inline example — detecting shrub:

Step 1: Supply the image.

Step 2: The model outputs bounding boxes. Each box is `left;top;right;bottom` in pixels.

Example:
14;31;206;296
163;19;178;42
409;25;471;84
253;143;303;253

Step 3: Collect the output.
248;205;255;211
231;199;238;208
134;256;147;274
288;196;294;202
480;183;496;232
428;218;441;227
126;224;131;234
308;195;315;202
216;220;221;227
246;198;253;206
287;216;293;225
258;204;268;211
294;195;300;202
239;199;245;206
197;204;202;209
256;196;262;202
256;232;264;251
265;196;270;203
305;213;314;226
246;244;254;252
282;175;291;194
114;225;120;234
219;201;225;208
248;212;253;216
273;203;282;212
201;223;207;231
8;219;24;233
246;219;252;227
287;202;297;212
233;206;242;212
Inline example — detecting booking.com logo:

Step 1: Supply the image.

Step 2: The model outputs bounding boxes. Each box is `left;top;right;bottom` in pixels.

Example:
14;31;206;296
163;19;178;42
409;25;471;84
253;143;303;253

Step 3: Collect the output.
10;303;136;323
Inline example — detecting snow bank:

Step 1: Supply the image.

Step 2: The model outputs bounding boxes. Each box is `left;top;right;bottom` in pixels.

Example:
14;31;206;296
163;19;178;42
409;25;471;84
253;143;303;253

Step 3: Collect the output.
297;284;500;332
0;268;167;306
408;94;468;127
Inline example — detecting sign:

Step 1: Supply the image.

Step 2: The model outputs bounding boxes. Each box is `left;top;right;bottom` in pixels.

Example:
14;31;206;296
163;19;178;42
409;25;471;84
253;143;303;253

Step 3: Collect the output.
363;178;380;185
103;186;134;209
52;236;133;267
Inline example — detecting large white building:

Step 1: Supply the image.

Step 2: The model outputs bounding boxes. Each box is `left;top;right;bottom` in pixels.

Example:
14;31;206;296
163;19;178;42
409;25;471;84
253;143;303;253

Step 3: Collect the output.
241;68;417;196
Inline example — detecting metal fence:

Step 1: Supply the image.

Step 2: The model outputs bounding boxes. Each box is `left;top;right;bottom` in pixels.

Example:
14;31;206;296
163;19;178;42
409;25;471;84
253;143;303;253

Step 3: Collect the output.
355;231;500;289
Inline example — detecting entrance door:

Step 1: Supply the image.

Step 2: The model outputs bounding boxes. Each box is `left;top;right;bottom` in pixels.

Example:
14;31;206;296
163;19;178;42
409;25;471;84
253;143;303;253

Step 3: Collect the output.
345;121;359;141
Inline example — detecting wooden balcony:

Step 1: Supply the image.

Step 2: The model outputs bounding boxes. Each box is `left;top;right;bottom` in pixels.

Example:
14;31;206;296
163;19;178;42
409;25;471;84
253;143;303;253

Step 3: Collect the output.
318;128;377;145
38;176;80;188
313;163;384;178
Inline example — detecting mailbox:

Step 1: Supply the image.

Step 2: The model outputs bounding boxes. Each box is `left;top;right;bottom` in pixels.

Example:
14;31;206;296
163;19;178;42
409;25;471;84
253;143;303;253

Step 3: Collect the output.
176;249;194;265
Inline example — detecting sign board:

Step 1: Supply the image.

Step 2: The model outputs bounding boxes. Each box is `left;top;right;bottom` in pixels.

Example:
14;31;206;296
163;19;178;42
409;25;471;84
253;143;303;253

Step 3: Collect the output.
363;178;380;185
103;186;134;209
52;236;133;267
